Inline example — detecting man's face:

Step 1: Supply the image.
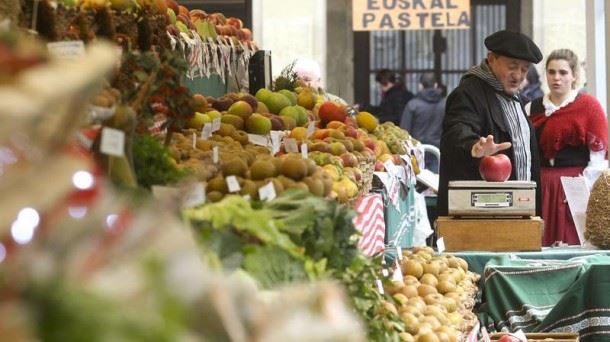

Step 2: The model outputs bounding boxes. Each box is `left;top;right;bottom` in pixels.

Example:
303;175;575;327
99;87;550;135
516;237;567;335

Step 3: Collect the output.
487;53;531;95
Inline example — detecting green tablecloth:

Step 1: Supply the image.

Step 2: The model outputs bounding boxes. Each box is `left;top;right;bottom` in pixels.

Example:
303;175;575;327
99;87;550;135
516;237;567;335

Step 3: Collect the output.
478;254;610;342
453;247;610;276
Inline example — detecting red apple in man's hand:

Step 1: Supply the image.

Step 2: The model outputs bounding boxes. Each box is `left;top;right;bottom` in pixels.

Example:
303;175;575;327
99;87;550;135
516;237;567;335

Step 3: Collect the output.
479;153;512;182
498;334;523;342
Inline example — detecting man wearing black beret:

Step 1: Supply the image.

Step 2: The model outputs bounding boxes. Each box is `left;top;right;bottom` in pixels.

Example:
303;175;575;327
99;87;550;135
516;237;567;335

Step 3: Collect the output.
437;30;543;216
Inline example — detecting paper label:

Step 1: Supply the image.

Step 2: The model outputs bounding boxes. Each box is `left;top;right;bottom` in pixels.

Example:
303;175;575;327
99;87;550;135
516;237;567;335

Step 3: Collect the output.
301;143;308;159
213;146;219;164
226;176;241;193
396;246;403;260
388;177;400;211
384;160;398;177
47;41;85;60
258;182;277;201
192;132;196;149
212;118;221;132
375;279;384;295
437;237;446;254
201;124;213;139
183;183;206;207
270;131;281;155
307;122;315;137
382;268;389;277
284;138;299;153
100;127;125;157
243;194;251;201
248;134;269;146
391;263;403;283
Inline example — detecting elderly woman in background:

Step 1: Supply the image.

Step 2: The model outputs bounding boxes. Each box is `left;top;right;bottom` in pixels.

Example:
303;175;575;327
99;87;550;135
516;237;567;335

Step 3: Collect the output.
526;49;608;246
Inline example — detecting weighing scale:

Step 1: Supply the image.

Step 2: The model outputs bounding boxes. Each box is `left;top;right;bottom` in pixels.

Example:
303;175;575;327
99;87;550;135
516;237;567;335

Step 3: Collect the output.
448;180;536;217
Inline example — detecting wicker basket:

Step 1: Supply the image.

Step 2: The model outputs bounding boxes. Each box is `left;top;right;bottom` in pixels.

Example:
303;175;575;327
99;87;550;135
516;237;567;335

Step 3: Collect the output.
585;169;610;248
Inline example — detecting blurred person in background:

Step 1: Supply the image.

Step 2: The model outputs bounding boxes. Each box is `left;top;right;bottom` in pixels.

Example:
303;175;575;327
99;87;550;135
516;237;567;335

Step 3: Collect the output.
363;69;414;125
400;72;445;172
526;48;608;246
520;64;544;104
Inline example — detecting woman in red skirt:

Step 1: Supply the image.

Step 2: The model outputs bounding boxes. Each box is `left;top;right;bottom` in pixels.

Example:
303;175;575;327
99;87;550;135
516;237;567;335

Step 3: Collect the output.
525;49;608;246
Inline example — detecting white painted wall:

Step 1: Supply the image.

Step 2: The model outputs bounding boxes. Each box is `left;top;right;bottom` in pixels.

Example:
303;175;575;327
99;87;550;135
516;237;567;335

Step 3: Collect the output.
251;0;327;88
532;0;588;92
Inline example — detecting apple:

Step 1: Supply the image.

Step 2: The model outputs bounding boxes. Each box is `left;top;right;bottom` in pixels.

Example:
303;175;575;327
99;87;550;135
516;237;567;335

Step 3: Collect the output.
498;334;522;342
479;153;512;182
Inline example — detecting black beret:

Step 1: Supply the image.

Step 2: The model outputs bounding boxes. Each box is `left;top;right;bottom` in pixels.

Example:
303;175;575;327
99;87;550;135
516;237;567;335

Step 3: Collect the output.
484;30;543;64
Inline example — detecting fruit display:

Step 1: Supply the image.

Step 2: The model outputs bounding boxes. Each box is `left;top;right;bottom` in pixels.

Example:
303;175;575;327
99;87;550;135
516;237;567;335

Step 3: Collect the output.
385;247;480;342
20;0;170;50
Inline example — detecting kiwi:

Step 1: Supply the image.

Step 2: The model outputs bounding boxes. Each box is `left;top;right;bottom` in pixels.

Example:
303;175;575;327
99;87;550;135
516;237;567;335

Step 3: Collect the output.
206;176;228;194
221;158;248;177
279;157;308;181
249;159;278;180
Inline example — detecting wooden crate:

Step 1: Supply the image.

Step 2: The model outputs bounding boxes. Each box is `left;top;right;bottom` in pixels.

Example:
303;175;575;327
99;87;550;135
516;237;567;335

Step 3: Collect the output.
488;332;579;341
436;216;543;252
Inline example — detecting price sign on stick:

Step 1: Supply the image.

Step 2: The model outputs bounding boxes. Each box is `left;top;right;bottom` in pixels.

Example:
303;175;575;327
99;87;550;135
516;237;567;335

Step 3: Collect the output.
100;127;125;156
258;182;277;201
213;146;219;164
437;237;446;254
201;124;212;139
226;176;241;193
301;143;308;159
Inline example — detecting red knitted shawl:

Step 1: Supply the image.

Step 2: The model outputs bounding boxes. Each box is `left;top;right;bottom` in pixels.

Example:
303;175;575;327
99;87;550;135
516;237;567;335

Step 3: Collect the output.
529;93;608;160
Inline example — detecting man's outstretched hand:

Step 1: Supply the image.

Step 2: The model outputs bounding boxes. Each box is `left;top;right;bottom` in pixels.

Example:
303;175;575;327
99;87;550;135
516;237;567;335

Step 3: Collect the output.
471;135;512;158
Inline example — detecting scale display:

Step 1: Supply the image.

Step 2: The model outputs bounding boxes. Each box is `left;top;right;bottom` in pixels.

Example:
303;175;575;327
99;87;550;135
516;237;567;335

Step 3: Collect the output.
471;192;512;207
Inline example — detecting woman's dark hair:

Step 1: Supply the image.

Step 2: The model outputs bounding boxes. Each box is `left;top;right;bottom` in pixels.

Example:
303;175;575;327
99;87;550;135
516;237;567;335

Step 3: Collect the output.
375;69;397;85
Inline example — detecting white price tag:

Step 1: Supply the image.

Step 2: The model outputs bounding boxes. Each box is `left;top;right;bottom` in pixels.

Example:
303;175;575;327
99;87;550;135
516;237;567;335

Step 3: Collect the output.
375;279;384;295
258;181;277;201
382;268;389;277
47;41;85;60
226;176;241;193
201;123;212;139
213;146;219;164
248;134;269;146
307;122;315;137
270;131;281;155
391;264;403;283
396;246;403;261
243;194;251;201
183;183;206;207
284;138;299;153
384;160;397;177
436;237;446;254
212;118;221;132
100;127;125;157
300;143;308;159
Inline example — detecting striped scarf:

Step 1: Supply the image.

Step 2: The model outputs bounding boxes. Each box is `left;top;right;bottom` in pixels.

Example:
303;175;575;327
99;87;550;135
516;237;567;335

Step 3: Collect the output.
465;60;532;181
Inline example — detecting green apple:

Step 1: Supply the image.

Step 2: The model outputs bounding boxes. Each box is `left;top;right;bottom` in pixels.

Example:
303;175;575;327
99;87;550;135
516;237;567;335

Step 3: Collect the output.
188;112;211;129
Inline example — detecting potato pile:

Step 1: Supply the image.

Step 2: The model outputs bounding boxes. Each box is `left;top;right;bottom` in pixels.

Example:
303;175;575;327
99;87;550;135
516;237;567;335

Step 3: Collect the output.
386;247;480;342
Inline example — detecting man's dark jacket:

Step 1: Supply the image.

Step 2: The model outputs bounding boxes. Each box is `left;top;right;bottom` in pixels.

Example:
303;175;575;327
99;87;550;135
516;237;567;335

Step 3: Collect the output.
438;76;542;216
368;84;414;125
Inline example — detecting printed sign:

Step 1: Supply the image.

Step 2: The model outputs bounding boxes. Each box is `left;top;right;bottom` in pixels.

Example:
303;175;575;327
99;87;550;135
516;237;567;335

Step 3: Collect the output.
47;41;85;60
352;0;470;31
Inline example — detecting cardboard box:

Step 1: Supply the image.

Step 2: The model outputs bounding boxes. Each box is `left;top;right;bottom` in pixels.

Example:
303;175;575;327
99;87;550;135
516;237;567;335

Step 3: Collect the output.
436;216;543;252
488;332;579;341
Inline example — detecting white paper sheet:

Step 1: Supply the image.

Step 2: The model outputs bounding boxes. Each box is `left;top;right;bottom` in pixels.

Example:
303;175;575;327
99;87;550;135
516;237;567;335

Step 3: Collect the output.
561;176;590;244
